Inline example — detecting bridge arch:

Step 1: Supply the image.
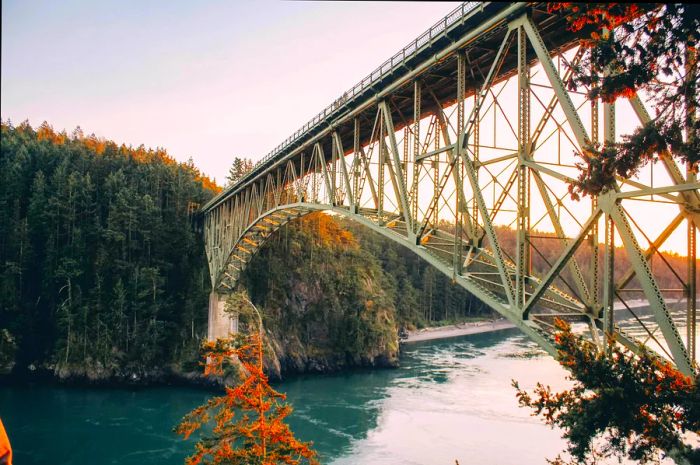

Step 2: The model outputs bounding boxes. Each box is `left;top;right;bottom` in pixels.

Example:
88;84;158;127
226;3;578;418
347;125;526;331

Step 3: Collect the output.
208;201;599;361
203;3;699;375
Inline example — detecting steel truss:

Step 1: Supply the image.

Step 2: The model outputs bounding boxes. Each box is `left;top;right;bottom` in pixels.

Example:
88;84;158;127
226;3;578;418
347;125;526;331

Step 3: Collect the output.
202;3;699;375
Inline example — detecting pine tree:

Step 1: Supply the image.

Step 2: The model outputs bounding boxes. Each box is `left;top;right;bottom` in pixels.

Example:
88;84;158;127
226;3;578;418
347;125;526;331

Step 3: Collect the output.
0;119;218;378
175;291;318;465
226;157;254;187
547;3;700;198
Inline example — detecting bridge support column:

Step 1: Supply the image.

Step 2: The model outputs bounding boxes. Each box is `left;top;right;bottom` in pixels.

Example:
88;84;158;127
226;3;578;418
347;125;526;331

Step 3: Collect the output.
208;292;238;341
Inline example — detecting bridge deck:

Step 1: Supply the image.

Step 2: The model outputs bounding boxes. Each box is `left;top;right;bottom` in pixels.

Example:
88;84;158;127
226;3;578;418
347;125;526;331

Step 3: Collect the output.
203;2;576;213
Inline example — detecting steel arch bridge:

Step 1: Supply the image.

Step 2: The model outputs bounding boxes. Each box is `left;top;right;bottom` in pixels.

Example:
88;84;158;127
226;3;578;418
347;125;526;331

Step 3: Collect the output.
201;2;699;375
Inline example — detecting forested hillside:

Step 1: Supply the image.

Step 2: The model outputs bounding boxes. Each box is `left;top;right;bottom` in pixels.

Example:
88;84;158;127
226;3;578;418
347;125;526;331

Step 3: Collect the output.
5;120;689;384
0;121;492;383
0;121;218;381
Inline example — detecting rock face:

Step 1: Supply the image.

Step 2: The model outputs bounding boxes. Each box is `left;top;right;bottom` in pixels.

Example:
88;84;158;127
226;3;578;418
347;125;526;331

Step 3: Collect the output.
54;361;165;384
264;325;399;381
241;214;402;381
6;360;212;387
0;329;17;375
257;275;400;381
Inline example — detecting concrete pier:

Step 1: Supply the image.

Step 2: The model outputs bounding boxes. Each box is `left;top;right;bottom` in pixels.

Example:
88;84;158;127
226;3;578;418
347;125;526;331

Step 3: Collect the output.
208;292;238;341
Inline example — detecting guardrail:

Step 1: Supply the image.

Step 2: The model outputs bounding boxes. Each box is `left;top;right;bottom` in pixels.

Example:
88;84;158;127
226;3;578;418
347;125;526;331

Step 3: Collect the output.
210;1;482;209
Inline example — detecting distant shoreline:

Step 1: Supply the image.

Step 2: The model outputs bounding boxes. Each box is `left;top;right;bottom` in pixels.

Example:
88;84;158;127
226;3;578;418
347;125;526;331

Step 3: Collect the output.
402;319;516;344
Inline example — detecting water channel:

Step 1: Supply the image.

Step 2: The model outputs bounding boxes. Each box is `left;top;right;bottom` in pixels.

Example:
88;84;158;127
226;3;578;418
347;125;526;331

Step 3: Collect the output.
2;328;582;464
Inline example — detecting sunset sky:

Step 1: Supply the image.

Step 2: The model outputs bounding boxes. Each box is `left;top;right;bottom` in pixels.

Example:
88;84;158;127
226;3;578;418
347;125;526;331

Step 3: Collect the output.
2;0;455;184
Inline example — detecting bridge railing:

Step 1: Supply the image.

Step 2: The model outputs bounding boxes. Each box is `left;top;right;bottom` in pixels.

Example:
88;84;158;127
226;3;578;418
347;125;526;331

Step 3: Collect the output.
206;1;483;211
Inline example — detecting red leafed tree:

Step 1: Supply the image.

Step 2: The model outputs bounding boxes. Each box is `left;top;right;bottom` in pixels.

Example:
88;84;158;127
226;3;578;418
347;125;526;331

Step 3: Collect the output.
175;291;318;465
547;3;699;199
513;319;700;465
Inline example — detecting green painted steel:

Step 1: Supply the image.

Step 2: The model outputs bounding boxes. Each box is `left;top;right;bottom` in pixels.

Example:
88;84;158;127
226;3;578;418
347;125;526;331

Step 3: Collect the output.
202;3;700;375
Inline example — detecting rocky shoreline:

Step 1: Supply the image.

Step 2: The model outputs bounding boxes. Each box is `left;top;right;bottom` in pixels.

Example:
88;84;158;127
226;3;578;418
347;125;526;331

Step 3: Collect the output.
0;362;215;388
1;321;514;388
0;348;398;388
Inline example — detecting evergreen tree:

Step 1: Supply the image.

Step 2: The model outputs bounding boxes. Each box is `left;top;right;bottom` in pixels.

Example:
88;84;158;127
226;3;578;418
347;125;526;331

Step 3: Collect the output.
176;291;318;465
0;120;218;378
547;3;700;198
226;157;254;186
514;319;700;465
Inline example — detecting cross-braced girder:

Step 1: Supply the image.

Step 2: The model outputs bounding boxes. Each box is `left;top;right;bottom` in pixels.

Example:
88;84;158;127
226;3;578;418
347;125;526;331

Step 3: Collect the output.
202;3;699;375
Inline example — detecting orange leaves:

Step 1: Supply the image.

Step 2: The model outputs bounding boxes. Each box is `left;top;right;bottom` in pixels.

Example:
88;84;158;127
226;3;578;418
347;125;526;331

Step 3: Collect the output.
552;2;700;194
301;212;358;249
514;318;700;463
36;122;67;145
13;120;221;196
201;338;238;377
549;3;643;33
602;85;635;103
176;332;318;465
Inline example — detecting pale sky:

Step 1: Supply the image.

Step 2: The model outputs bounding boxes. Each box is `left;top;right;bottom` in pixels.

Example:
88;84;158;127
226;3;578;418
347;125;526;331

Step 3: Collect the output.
2;0;457;184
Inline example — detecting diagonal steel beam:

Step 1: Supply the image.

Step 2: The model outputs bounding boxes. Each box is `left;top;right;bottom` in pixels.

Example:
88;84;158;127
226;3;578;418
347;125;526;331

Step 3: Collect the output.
332;131;355;207
379;101;413;231
462;151;516;307
461;29;514;150
531;170;591;303
314;143;333;205
523;208;601;316
616;212;685;291
520;15;591;148
605;197;694;375
357;146;379;208
419;88;477;241
628;95;700;227
530;48;585;150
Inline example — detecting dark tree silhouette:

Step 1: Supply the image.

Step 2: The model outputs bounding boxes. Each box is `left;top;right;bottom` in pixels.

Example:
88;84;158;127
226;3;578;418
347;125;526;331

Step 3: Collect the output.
226;157;254;187
548;3;699;199
514;319;700;465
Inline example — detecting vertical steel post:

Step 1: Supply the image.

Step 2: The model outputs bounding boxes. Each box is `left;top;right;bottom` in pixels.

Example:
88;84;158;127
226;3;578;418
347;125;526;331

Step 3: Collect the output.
378;110;385;223
689;218;697;363
331;138;337;205
276;168;282;207
403;126;409;190
412;80;421;236
472;87;480;238
516;26;531;309
602;96;616;351
603;213;615;350
433;114;440;227
312;149;318;203
353;118;360;212
590;76;600;313
300;152;305;202
454;52;466;275
686;44;697;365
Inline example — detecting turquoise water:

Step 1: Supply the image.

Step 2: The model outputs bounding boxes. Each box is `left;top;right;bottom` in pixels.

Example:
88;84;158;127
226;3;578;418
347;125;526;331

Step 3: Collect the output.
1;329;574;464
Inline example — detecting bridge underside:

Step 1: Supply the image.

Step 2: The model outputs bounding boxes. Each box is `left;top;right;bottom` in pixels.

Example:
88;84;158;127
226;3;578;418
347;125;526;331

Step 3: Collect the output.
203;3;699;375
212;202;603;357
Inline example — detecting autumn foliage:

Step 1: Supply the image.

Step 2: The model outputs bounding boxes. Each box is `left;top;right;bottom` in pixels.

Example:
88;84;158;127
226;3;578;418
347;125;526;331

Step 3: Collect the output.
513;319;700;465
547;3;700;199
301;212;357;249
175;330;318;465
29;120;220;193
